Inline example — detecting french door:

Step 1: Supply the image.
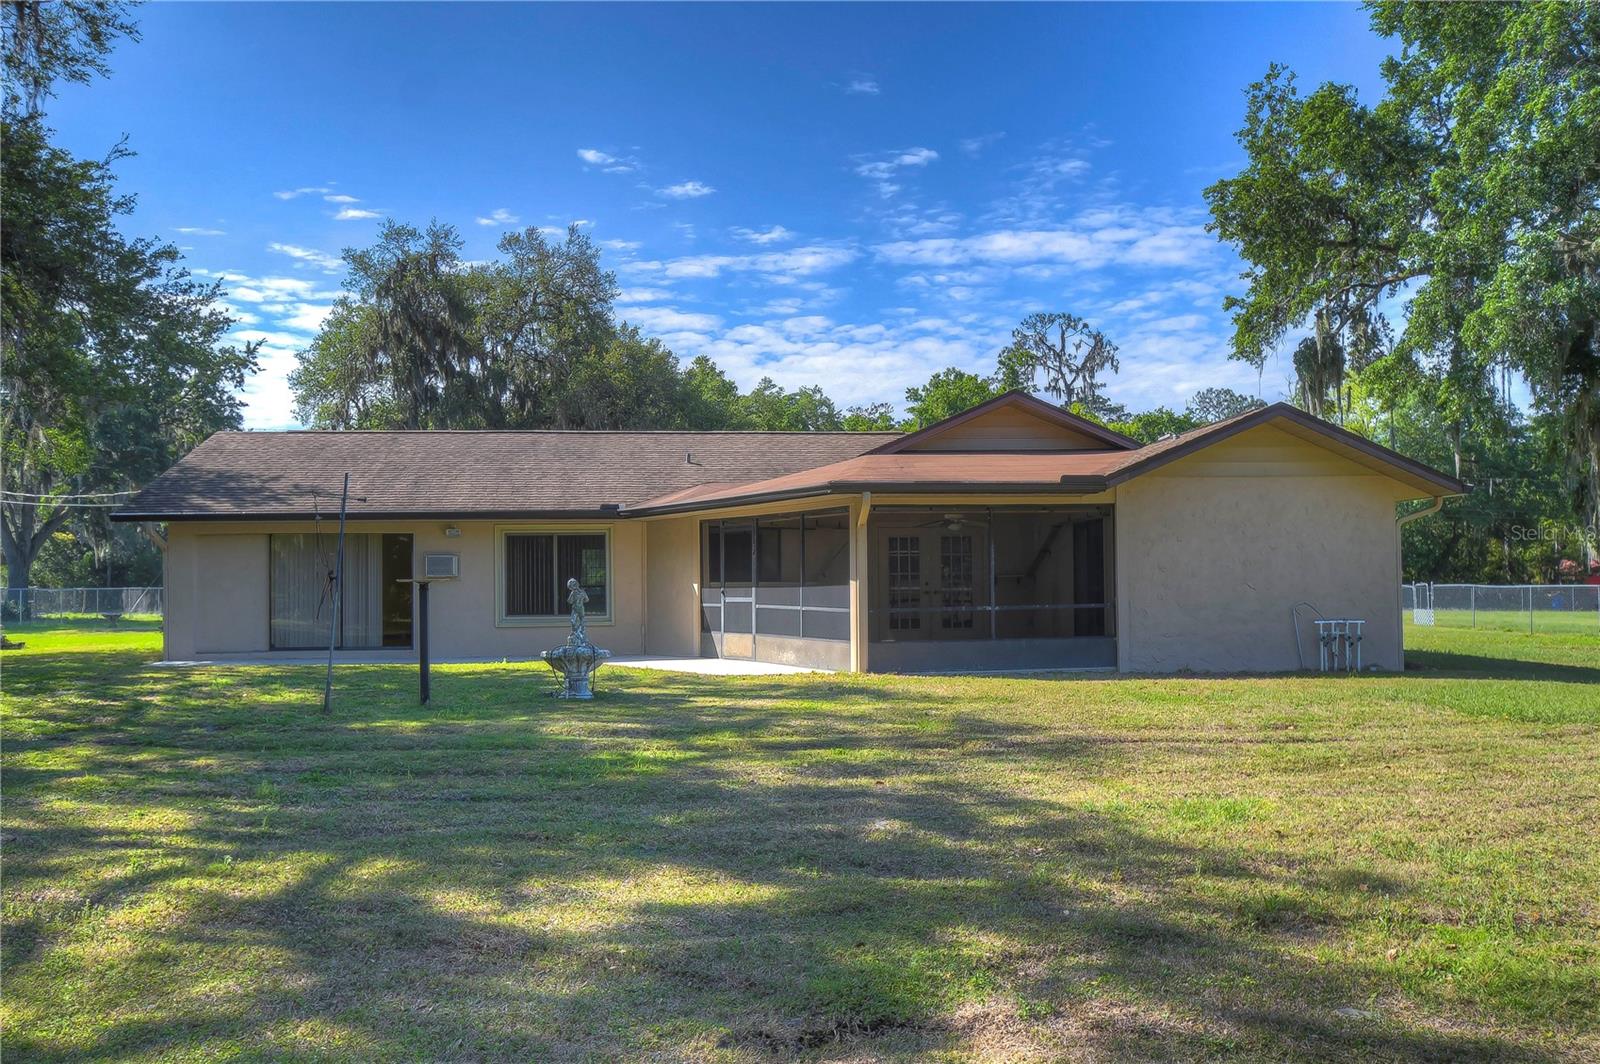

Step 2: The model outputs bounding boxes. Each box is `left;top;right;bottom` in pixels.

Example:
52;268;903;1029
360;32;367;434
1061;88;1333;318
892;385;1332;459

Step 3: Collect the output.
875;528;985;639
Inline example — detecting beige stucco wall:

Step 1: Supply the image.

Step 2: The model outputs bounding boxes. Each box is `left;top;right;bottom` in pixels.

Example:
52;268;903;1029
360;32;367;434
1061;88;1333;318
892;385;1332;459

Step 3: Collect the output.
162;518;648;660
1114;425;1407;673
643;516;701;657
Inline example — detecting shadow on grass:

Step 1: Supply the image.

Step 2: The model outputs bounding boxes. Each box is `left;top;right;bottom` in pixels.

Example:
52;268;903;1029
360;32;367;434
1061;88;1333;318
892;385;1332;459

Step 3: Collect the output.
1405;648;1600;684
1;648;1571;1061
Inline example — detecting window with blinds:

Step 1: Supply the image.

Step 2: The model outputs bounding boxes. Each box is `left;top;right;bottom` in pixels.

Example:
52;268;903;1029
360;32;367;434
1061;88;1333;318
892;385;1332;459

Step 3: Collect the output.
501;531;609;621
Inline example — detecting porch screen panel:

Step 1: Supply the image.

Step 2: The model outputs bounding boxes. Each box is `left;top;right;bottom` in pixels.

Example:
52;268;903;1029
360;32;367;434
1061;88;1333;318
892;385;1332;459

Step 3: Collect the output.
720;521;755;635
754;516;801;637
700;509;852;645
801;511;851;640
700;523;721;632
870;508;1113;645
802;512;850;609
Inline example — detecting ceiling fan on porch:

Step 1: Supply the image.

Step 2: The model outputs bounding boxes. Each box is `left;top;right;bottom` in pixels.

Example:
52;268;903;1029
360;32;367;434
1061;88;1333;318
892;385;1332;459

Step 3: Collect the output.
916;512;989;532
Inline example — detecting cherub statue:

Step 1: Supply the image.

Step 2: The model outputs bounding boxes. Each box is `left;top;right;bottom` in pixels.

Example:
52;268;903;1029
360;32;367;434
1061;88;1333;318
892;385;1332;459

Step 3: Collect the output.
565;577;589;645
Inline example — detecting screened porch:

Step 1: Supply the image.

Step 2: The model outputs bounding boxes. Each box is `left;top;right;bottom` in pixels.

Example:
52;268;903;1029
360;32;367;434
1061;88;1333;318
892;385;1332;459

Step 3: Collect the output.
866;506;1116;671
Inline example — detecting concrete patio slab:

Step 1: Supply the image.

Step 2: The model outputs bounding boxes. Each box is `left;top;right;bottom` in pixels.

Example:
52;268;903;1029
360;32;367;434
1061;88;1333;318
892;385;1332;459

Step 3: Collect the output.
150;653;823;676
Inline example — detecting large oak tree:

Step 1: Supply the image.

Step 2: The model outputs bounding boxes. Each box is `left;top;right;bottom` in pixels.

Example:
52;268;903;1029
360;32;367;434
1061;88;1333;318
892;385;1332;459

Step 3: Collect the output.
1207;1;1599;525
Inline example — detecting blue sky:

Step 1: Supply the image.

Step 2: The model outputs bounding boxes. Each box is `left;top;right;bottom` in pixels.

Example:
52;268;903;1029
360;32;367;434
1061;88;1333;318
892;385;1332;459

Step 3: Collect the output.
46;2;1395;429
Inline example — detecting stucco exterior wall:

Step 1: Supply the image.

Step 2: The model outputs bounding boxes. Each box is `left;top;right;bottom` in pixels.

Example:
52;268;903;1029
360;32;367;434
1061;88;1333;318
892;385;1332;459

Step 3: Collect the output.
162;518;647;660
643;516;700;658
1115;426;1405;673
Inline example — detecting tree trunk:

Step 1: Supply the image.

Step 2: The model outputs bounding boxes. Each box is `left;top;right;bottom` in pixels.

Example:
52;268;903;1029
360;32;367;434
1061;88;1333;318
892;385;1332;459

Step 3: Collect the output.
1;501;70;619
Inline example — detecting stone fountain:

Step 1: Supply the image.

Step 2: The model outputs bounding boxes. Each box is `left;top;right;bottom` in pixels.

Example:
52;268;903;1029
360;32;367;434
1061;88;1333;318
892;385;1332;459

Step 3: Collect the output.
541;578;610;699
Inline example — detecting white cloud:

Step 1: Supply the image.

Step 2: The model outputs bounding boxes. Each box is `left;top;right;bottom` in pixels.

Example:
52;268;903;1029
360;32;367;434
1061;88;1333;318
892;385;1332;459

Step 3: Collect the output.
731;225;793;245
280;302;336;333
875;219;1212;271
616;287;672;304
958;133;1005;157
323;193;360;204
658;180;716;199
845;77;880;95
334;207;382;221
273;186;331;200
578;147;638;173
631;307;997;410
174;226;226;236
624;306;725;333
985;142;1098;226
202;271;347;428
1122;226;1211;266
267;242;344;273
854;147;940;197
601;238;642;252
623;244;858;280
476;207;520;226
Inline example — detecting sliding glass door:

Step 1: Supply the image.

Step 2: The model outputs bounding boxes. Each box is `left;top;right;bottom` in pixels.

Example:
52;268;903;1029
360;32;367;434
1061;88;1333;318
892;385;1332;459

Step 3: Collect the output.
270;533;413;649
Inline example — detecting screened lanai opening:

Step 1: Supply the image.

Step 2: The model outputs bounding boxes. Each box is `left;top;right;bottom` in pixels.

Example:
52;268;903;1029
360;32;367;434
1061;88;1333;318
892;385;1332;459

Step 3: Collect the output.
868;506;1115;671
700;509;851;670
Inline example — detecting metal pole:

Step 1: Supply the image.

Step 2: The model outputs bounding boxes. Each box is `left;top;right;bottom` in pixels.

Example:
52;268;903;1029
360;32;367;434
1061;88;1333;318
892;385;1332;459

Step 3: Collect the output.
1527;585;1534;635
1470;585;1476;628
418;579;431;705
321;473;351;715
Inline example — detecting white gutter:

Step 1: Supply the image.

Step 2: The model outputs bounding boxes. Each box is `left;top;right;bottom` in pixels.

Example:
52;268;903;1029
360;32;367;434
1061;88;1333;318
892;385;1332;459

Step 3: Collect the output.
1394;493;1461;670
1397;495;1451;529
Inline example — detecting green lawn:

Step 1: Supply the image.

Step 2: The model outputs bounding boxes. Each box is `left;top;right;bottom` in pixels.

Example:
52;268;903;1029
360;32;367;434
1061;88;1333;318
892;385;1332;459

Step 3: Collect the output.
3;620;1597;1061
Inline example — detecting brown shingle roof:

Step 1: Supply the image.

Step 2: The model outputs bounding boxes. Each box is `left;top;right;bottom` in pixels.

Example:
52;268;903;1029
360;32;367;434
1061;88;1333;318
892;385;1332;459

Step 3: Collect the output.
115;402;1467;522
627;403;1468;513
627;451;1126;512
114;430;901;520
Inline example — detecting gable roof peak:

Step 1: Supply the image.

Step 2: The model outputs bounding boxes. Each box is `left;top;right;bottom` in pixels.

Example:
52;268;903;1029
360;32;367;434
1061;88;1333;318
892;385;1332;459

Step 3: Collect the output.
870;389;1140;454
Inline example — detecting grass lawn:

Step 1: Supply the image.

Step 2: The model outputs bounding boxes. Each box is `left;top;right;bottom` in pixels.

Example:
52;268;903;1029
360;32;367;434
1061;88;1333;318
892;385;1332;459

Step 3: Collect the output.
2;619;1597;1061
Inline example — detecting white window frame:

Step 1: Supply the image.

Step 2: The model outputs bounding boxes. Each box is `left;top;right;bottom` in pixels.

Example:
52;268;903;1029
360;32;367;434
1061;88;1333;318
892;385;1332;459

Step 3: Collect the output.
495;524;614;627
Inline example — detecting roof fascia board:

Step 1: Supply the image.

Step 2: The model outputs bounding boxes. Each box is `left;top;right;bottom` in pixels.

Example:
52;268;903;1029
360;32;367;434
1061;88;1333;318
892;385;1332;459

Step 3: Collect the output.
112;508;624;523
626;477;1109;517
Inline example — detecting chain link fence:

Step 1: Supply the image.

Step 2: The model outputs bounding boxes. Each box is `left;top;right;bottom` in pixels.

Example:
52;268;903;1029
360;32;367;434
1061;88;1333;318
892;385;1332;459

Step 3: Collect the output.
1405;583;1599;634
2;586;163;619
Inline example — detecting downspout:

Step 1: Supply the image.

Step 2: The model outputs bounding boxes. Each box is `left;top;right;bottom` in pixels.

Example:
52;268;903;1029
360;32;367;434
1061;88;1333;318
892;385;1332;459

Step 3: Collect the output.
137;522;167;552
1396;495;1447;531
1395;495;1454;669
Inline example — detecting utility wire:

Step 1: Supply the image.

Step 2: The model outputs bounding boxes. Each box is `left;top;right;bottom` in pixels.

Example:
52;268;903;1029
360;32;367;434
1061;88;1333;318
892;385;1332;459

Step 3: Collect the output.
0;499;127;508
0;489;138;499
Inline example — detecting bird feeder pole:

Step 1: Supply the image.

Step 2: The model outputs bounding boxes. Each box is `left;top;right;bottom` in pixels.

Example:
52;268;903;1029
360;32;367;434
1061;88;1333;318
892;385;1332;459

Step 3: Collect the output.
322;473;352;715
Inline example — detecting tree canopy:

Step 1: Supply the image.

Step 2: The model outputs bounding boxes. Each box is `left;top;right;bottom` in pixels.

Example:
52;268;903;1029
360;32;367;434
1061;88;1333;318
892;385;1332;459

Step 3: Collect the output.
1206;1;1599;526
996;312;1122;418
1;5;257;594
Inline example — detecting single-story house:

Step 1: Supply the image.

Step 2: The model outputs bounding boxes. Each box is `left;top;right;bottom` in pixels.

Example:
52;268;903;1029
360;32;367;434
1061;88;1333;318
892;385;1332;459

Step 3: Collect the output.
114;392;1465;673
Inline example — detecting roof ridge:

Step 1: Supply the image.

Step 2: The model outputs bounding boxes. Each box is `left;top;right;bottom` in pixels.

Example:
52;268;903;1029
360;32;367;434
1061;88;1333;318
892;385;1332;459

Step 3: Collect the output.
217;429;906;437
